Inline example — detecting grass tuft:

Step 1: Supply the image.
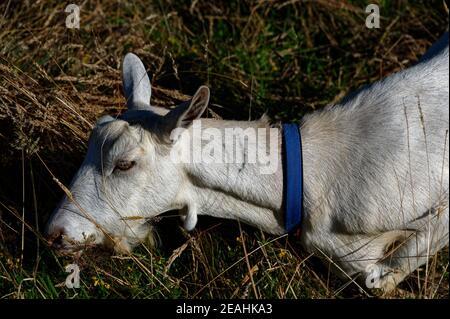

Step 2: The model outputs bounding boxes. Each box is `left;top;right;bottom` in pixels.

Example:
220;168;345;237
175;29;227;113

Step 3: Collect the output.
0;0;448;299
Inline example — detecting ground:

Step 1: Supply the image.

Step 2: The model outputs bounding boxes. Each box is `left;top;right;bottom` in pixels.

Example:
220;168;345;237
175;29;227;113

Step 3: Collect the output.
0;0;448;299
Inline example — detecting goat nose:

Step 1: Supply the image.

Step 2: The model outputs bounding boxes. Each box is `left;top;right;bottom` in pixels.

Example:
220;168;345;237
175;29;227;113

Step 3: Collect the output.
46;227;66;249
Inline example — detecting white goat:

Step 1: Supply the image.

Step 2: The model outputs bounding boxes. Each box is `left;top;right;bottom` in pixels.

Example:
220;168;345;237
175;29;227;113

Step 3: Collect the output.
46;33;449;292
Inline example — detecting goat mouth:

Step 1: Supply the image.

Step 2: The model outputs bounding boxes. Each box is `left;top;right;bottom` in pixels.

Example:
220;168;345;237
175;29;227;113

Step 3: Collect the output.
54;242;101;256
47;234;101;256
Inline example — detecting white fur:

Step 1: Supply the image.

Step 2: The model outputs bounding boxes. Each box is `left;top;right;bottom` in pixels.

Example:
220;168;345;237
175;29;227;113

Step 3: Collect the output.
47;34;449;292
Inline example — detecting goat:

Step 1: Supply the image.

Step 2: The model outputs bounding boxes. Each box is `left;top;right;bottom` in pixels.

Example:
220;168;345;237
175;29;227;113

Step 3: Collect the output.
46;32;449;292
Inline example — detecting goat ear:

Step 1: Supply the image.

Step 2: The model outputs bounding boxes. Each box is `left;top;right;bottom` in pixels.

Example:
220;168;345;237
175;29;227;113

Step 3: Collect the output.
164;86;210;132
122;53;152;111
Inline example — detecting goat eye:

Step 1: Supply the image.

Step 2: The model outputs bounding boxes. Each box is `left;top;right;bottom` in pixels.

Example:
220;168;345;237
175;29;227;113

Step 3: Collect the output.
115;160;135;171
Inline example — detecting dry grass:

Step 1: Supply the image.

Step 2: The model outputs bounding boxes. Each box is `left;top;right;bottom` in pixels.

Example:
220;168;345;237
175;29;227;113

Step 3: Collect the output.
0;0;448;299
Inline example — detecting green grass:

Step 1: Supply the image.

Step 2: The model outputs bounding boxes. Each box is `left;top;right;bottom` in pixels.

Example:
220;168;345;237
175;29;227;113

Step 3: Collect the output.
0;0;448;299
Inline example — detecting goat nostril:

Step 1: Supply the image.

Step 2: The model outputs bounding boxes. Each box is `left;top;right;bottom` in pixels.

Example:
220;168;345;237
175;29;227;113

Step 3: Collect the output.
47;228;65;248
53;233;64;248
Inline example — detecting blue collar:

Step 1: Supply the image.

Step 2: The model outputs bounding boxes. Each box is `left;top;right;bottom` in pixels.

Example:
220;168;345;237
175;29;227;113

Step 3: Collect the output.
282;123;303;233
